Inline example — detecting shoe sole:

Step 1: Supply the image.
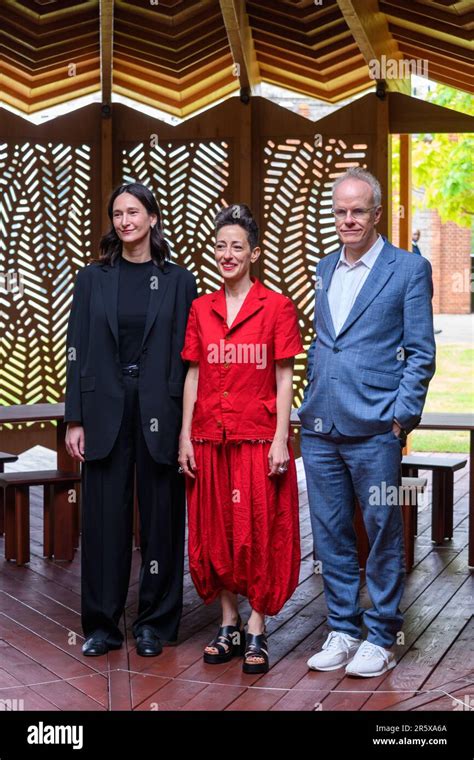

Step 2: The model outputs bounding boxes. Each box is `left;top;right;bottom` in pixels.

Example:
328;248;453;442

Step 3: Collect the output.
307;652;360;671
345;660;396;677
307;661;351;671
136;649;163;657
203;648;244;664
82;643;122;657
242;662;269;674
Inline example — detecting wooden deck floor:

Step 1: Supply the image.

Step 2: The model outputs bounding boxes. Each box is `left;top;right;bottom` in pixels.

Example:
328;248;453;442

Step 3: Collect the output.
0;446;473;712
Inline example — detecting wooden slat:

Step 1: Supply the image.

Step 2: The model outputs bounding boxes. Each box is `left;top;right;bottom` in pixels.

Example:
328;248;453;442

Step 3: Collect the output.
0;449;471;711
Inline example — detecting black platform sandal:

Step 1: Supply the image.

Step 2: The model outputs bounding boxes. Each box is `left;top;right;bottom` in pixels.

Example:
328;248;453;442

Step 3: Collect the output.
242;630;269;674
203;616;246;664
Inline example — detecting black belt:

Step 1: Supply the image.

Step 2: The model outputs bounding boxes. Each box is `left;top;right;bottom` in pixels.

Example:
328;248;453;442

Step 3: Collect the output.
121;363;140;377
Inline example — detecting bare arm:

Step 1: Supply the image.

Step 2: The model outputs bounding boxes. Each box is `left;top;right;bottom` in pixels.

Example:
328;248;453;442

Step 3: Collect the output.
268;358;294;476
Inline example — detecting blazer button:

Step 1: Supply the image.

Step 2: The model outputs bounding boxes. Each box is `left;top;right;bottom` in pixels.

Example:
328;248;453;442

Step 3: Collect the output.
216;420;223;427
333;347;341;353
222;391;229;397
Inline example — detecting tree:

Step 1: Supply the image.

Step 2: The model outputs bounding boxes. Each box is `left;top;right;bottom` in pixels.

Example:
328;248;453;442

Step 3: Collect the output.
392;85;473;229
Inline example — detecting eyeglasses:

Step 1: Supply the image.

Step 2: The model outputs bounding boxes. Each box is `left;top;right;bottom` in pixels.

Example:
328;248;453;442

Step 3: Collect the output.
331;207;377;220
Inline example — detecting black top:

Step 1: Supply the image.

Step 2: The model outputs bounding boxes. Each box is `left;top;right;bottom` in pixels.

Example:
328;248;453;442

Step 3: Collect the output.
118;255;155;364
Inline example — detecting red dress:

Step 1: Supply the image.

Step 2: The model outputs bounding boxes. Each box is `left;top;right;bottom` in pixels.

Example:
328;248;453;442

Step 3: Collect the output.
181;277;303;615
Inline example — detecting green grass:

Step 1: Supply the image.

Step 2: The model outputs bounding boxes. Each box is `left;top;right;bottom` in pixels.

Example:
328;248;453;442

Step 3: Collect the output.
411;343;473;453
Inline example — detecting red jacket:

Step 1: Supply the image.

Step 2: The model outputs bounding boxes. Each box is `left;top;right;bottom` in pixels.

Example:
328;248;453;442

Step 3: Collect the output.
181;277;303;441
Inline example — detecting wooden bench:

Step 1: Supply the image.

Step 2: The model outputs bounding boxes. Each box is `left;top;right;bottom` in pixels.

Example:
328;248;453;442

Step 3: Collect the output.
0;470;81;565
0;452;19;535
401;454;467;544
354;476;428;573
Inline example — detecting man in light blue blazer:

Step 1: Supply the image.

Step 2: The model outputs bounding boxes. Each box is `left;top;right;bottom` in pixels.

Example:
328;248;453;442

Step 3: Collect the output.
299;167;435;677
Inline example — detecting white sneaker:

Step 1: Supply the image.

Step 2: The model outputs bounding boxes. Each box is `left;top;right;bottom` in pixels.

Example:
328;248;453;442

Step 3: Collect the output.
345;640;396;677
307;631;362;671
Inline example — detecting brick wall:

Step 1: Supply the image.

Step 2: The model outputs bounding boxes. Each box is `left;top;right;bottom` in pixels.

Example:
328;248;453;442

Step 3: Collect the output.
391;208;471;314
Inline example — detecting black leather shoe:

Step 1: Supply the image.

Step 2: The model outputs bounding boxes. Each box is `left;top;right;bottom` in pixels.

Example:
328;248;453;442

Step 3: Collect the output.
82;636;122;656
136;628;163;657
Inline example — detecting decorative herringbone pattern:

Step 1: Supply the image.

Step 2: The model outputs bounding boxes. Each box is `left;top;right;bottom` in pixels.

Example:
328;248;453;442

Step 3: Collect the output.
260;137;368;402
0;141;93;409
121;139;231;293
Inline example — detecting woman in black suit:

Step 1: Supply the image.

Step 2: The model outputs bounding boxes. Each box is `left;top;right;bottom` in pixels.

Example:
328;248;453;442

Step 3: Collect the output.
64;182;197;657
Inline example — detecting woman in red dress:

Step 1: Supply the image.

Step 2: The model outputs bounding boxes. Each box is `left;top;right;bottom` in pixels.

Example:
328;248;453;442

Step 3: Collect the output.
178;204;302;673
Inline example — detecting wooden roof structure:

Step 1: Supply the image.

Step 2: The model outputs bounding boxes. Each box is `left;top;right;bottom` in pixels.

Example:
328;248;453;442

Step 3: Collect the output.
1;0;473;117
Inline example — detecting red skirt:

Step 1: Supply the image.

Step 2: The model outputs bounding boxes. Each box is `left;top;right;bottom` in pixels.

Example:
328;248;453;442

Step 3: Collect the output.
186;438;301;616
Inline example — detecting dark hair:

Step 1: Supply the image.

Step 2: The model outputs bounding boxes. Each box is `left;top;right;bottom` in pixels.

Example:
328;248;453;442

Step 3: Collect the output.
99;182;170;267
214;204;259;250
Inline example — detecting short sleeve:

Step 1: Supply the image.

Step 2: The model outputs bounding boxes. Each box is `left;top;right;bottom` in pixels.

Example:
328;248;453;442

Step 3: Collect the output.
274;297;304;360
181;301;200;362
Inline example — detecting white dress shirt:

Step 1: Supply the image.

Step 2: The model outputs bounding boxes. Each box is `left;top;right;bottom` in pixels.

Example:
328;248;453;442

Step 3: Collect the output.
327;234;384;335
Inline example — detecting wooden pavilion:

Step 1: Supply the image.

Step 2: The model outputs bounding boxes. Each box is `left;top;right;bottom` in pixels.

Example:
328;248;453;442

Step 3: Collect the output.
0;0;473;715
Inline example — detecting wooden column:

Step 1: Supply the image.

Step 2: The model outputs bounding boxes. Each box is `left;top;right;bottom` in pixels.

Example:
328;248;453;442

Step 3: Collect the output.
374;94;391;239
399;133;412;252
100;117;113;233
100;0;114;233
239;100;252;208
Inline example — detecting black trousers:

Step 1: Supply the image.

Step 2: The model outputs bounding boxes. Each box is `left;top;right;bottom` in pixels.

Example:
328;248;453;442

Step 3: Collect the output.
81;373;185;645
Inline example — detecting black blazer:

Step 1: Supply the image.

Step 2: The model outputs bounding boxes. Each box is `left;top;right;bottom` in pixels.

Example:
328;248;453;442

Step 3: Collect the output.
64;258;197;464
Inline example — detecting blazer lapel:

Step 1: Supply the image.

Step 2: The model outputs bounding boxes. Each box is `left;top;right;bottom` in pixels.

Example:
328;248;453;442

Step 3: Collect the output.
100;262;120;347
100;258;171;350
318;255;339;340
337;241;396;337
140;262;171;349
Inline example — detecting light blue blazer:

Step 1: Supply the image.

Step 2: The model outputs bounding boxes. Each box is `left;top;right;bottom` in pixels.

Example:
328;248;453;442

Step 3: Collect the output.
298;239;436;436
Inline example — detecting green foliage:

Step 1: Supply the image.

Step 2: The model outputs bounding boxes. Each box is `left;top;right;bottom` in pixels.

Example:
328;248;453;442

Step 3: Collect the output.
391;85;474;228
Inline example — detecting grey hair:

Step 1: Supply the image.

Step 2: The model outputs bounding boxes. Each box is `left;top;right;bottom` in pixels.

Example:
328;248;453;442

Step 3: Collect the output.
332;167;382;207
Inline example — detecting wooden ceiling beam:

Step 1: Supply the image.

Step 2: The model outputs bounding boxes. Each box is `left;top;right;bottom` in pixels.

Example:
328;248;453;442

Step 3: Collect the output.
114;53;235;93
253;32;359;61
115;0;218;30
379;0;474;29
2;82;100;113
390;24;473;57
250;18;350;47
257;52;368;82
259;68;373;102
398;40;474;67
336;0;410;94
114;28;228;62
254;42;363;72
2;57;100;88
114;16;225;51
248;3;344;34
219;0;259;94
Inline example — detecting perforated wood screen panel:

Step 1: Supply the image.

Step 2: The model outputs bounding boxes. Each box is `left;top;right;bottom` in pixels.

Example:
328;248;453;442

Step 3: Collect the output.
260;135;369;404
120;138;233;294
0;141;94;409
0;99;374;434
